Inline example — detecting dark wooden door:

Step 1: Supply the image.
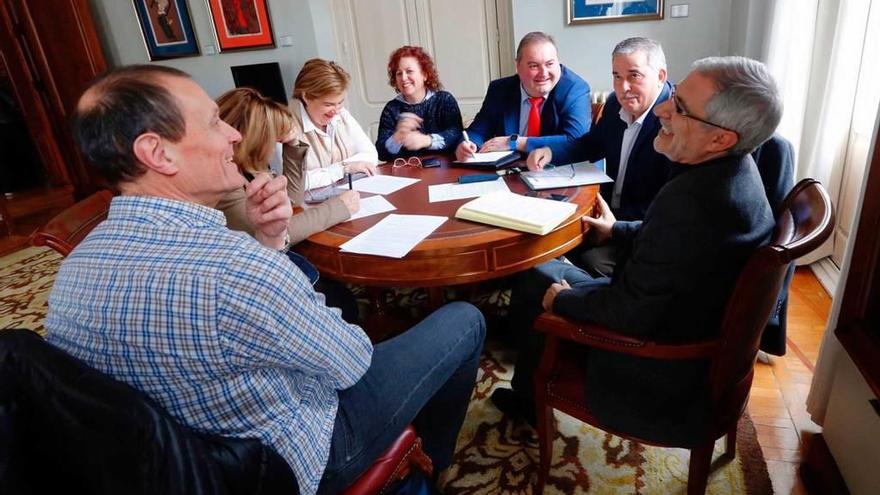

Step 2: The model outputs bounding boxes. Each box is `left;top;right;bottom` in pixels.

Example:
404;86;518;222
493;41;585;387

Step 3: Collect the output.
0;0;107;197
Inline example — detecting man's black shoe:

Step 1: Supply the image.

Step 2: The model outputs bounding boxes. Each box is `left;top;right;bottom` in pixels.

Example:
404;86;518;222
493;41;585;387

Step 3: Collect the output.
490;388;537;428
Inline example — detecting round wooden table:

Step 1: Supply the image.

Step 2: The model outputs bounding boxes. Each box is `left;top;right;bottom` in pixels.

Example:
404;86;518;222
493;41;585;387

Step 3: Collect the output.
296;154;598;296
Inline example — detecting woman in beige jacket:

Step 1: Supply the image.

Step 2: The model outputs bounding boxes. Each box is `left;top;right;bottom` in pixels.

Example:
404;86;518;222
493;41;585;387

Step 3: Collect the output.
215;87;359;322
283;59;378;226
215;87;359;244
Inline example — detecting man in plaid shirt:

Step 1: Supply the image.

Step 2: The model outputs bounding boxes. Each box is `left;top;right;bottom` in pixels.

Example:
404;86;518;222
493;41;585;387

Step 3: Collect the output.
46;65;484;495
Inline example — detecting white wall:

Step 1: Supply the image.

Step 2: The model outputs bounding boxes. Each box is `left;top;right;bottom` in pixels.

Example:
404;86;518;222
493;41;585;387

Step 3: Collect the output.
510;0;733;92
87;0;321;98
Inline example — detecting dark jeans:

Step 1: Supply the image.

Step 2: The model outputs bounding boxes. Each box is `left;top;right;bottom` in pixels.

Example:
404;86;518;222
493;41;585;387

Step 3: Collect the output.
286;251;359;324
317;302;486;494
507;260;609;401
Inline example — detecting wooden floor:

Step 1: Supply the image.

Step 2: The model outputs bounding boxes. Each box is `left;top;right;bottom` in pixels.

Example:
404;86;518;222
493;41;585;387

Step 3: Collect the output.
749;268;832;494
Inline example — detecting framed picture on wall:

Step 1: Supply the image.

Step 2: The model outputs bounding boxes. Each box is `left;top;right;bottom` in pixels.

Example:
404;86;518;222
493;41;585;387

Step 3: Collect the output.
205;0;275;52
567;0;665;25
132;0;200;61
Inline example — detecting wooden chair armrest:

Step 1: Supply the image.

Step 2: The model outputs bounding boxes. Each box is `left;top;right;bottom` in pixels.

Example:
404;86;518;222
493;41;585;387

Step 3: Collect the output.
533;312;719;360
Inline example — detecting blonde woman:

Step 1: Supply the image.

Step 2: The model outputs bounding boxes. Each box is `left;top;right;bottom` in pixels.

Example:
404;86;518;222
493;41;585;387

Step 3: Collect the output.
215;87;359;322
216;87;360;245
283;59;378;207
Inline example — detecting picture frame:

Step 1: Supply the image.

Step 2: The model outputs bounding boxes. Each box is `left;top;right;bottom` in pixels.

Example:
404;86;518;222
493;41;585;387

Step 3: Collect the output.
205;0;275;52
567;0;664;25
132;0;200;61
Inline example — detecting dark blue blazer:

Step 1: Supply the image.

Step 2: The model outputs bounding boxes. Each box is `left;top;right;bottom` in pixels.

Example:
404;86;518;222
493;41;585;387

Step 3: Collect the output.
751;134;796;356
465;65;591;152
552;81;674;221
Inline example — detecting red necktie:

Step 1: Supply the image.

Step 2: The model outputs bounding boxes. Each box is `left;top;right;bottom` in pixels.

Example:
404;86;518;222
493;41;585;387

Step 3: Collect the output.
527;97;543;136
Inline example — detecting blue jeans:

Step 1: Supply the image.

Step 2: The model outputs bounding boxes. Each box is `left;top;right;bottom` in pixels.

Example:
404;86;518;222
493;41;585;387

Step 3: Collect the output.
317;301;486;494
508;260;609;399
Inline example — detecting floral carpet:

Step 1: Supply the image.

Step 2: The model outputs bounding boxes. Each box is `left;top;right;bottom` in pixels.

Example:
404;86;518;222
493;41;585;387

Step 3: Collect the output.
1;247;772;494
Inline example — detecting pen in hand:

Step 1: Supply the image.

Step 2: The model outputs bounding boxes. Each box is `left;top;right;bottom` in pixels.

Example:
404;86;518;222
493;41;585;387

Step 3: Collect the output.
348;172;353;190
462;130;475;158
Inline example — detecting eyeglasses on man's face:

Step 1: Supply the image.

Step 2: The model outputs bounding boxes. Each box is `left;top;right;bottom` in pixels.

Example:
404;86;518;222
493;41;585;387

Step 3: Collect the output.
670;84;739;136
393;157;422;168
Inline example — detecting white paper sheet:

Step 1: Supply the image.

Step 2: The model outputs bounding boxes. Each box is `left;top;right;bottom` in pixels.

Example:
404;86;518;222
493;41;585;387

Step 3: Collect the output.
428;178;511;203
339;214;447;258
347;195;396;220
346;175;420;195
453;151;515;164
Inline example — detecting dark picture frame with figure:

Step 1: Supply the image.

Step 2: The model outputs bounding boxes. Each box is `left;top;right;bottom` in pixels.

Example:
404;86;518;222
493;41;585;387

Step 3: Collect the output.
567;0;664;25
206;0;275;52
132;0;200;60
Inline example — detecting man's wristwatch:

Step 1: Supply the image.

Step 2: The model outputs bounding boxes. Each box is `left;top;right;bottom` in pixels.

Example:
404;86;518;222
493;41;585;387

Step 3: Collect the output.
509;134;519;151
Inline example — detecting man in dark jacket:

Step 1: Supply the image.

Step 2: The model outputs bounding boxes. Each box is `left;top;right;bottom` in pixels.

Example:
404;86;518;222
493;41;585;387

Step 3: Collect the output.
494;56;780;445
527;37;675;277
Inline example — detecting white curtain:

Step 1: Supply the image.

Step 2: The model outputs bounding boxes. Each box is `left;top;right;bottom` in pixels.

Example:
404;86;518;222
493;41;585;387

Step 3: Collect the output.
763;0;875;263
765;0;880;424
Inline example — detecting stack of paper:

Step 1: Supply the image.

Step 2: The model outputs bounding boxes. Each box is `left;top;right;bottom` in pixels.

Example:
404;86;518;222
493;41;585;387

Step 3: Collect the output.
455;191;577;235
520;161;613;190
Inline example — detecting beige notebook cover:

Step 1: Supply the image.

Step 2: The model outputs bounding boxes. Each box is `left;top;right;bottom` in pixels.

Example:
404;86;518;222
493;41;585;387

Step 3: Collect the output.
455;191;577;235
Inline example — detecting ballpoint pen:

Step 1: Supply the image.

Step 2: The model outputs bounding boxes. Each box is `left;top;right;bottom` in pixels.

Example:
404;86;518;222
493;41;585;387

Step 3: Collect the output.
462;131;475;158
348;172;353;190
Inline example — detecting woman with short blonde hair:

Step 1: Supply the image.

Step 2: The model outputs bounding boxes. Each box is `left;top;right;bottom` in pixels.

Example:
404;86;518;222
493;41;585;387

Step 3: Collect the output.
283;58;378;209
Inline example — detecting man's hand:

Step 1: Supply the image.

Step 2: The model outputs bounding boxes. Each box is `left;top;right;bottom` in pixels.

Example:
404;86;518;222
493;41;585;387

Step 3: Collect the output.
245;173;293;249
344;161;377;176
582;194;616;244
478;135;511;152
338;189;360;216
401;131;432;150
542;279;571;312
455;140;477;161
526;147;552;171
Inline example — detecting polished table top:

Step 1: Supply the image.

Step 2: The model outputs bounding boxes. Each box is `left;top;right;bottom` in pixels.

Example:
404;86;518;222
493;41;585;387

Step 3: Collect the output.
295;154;598;287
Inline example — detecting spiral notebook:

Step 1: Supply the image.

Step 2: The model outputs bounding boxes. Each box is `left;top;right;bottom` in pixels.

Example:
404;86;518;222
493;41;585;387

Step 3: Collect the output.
519;161;613;190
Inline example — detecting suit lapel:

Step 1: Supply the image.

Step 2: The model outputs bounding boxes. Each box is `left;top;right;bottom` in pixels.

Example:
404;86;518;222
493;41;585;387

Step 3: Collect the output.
629;82;671;166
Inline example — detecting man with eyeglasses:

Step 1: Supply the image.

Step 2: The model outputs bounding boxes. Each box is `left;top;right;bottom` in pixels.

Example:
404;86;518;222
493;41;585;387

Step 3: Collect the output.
492;57;777;446
526;37;674;278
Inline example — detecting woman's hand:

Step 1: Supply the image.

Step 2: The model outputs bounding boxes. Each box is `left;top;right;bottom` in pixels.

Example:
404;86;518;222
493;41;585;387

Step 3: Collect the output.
344;161;378;176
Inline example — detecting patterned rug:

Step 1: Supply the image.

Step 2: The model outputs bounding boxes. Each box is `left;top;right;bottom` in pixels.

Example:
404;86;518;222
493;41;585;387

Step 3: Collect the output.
0;247;772;494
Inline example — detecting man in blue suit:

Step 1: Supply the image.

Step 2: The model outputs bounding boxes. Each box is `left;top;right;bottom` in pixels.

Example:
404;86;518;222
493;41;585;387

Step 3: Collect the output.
527;37;674;277
455;32;591;161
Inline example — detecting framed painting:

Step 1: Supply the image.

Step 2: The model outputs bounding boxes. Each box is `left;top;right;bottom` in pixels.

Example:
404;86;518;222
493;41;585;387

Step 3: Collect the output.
132;0;200;61
567;0;665;25
205;0;275;52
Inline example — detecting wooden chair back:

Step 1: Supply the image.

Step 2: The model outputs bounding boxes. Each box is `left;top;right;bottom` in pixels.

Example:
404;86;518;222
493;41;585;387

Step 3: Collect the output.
591;102;604;126
710;178;834;429
30;190;113;257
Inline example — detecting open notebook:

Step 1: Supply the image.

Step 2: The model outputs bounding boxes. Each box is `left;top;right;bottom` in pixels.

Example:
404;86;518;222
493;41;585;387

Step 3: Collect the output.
455;191;577;235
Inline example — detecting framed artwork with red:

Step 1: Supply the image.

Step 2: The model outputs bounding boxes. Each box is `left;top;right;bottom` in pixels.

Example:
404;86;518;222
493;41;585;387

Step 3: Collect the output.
132;0;200;60
205;0;275;52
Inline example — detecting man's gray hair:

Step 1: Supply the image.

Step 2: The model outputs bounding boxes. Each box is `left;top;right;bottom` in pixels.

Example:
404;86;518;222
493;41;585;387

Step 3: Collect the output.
692;56;782;155
612;37;666;72
516;32;558;61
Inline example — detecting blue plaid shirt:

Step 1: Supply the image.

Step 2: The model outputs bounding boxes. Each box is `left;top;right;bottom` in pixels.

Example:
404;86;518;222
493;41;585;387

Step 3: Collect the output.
46;196;373;495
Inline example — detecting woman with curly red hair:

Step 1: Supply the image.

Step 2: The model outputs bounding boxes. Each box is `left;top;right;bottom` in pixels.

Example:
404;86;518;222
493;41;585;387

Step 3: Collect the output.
375;46;463;160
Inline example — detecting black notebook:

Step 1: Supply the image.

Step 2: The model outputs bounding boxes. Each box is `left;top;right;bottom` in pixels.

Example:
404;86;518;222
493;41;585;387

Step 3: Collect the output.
451;151;521;170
